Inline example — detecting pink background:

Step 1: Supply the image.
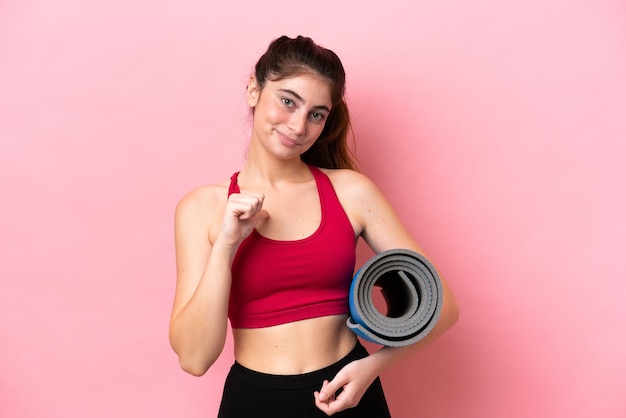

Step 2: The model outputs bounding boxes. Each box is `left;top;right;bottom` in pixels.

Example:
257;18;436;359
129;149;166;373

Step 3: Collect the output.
2;0;625;417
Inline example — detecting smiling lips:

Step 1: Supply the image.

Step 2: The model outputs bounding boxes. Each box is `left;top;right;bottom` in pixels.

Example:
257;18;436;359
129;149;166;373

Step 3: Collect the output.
275;130;301;147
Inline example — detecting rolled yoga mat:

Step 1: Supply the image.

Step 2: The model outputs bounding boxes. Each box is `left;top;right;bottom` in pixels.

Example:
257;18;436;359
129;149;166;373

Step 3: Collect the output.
346;249;443;347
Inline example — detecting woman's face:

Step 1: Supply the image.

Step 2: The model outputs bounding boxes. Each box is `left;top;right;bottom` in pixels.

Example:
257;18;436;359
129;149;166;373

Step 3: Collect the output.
247;72;332;160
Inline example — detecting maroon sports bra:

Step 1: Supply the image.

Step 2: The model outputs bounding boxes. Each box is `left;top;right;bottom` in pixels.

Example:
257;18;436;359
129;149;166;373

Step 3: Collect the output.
227;165;356;328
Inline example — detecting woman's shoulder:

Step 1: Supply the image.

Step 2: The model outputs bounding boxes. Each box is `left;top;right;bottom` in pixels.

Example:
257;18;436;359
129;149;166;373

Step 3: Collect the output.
318;167;379;197
175;178;231;220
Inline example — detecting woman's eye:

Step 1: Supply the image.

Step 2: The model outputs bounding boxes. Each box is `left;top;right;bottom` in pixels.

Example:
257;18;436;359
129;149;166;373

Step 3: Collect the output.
310;112;326;122
281;98;293;106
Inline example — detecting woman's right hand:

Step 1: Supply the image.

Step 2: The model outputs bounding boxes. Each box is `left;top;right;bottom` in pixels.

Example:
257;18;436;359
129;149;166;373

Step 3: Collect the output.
218;192;269;247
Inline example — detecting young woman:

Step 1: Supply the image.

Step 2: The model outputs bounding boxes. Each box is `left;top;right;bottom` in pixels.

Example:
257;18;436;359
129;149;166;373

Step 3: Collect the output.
169;35;459;417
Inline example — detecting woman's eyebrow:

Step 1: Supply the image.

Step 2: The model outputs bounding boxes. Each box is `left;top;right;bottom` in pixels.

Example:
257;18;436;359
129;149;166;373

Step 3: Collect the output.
278;88;331;112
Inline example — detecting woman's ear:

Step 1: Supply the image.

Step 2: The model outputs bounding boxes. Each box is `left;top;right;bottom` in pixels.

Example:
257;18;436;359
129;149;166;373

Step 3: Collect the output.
246;76;260;108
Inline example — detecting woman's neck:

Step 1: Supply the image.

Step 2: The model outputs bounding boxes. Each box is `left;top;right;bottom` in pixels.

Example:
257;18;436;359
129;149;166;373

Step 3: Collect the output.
239;157;312;189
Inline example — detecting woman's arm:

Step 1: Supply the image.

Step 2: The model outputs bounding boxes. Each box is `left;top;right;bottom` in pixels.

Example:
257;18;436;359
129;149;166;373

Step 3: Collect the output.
169;187;268;376
315;170;460;414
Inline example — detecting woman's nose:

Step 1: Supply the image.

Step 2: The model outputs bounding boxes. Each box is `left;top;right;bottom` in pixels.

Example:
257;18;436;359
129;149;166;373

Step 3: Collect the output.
288;111;307;135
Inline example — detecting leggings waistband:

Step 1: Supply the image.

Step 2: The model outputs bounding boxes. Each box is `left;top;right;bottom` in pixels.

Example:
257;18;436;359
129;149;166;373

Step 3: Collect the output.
227;340;368;390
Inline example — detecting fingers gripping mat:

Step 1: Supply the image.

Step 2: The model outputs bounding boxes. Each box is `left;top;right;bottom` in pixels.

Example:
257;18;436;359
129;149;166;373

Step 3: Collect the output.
347;249;443;347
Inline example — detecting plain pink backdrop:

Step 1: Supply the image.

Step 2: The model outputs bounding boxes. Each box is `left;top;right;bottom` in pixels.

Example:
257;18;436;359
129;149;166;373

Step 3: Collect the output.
1;0;625;417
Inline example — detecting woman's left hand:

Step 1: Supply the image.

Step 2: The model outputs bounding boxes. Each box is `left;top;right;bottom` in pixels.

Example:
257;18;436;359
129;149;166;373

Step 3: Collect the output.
313;357;378;416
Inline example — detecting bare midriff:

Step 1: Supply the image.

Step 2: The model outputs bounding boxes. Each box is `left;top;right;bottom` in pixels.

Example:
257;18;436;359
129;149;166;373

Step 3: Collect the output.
232;314;358;375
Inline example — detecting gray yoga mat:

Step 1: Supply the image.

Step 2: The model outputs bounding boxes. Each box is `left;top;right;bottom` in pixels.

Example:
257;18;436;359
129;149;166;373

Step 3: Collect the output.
346;249;443;347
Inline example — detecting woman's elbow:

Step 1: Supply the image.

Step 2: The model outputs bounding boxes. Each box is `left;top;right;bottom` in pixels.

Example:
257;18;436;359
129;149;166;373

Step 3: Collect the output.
170;338;219;377
177;353;215;377
180;360;210;377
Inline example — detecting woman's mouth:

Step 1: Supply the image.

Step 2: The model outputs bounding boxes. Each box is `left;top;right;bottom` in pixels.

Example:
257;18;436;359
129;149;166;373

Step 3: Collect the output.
275;130;300;147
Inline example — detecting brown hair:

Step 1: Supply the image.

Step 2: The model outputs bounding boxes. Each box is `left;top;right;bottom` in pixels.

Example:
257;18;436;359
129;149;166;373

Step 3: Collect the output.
254;35;357;170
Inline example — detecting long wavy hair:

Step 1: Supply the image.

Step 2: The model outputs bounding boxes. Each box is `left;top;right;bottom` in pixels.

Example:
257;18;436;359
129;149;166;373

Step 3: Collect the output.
253;35;357;170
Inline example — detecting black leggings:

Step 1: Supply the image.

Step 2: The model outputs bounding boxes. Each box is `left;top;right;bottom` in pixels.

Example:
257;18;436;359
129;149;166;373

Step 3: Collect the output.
217;341;391;417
